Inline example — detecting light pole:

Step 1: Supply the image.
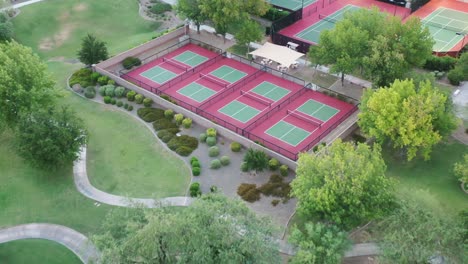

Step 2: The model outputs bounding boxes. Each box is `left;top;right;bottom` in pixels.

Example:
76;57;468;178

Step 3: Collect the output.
456;32;467;57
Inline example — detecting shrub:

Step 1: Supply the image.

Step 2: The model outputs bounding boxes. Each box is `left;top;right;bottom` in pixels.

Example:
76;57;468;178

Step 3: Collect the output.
192;167;201;176
124;103;129;109
220;156;230;166
210;185;218;192
189;182;201;197
208;146;220;157
110;98;116;105
164;109;174;119
279;165;289;177
90;72;101;84
174;113;184;126
448;68;464;85
199;133;207;142
135;94;144;104
176;146;193;156
137;108;165;122
167;135;198;152
237;183;260;202
240;162;249;172
153;118;179;131
84;86;96;99
190;157;199;166
271;199;280;206
116;101;123;107
69;68;92;87
423;55;457;71
191;160;200;168
268;158;280;171
210;159;222;169
114;86;126;98
97;76;109;86
127;105;133;111
122;56;142;69
107;79;115;85
105;85;115;97
206;136;217;146
182;118;192;129
206;128;217;137
258;174;291;199
103;96;111;104
127;90;136;101
98;85;107;96
230;142;242;152
143;98;153;107
150;2;172;14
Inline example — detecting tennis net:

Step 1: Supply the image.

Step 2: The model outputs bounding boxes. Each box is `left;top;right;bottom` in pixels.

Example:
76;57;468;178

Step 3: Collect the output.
319;14;340;24
422;20;467;33
163;58;189;71
241;91;272;107
287;110;322;127
199;73;229;88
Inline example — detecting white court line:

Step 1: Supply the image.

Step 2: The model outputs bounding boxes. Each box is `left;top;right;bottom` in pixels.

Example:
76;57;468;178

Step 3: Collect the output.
233;92;270;112
265;119;313;147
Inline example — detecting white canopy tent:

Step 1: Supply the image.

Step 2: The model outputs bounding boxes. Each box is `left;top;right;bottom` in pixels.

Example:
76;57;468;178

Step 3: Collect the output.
248;42;305;68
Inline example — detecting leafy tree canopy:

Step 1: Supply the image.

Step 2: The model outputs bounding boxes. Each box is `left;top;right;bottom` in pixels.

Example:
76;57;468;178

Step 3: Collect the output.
77;33;108;66
358;79;457;161
94;194;281;264
291;139;395;229
235;20;263;55
176;0;207;33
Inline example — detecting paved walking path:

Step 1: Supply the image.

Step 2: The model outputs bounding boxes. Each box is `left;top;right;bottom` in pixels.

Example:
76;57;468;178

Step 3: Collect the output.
0;223;100;264
1;0;45;11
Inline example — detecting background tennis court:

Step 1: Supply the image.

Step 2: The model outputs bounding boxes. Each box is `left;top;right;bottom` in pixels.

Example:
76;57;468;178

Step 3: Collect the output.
177;83;216;103
265;120;311;146
140;66;177;84
171;51;208;67
218;100;261;123
295;5;360;43
210;65;247;83
296;99;339;122
250;81;290;102
422;7;468;52
268;0;316;11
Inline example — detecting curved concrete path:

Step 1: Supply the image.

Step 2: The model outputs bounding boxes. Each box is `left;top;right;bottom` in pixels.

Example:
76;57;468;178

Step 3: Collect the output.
0;223;100;263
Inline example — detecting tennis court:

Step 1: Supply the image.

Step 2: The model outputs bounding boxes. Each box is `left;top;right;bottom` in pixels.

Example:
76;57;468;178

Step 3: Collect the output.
171;51;209;67
250;81;290;102
421;8;468;52
268;0;316;11
210;65;247;83
140;66;177;84
218;100;261;123
177;83;216;103
265;120;311;146
296;99;339;122
295;5;360;43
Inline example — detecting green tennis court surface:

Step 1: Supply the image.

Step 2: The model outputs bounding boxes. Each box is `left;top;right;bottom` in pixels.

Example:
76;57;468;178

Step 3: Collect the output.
421;8;468;52
295;5;360;43
251;82;290;102
210;66;247;83
297;99;339;122
172;51;208;67
218;100;260;123
268;0;316;11
266;120;311;146
177;83;216;103
140;66;177;84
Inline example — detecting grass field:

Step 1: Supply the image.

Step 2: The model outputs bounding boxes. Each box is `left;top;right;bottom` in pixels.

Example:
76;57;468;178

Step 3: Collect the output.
0;239;82;264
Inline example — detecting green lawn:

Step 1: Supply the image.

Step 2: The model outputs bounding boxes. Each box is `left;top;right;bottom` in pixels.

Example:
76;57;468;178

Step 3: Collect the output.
0;239;82;264
13;0;160;59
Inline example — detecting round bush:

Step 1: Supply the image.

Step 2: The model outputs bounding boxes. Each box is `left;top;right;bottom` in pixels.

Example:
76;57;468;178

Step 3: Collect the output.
110;98;116;105
210;159;222;169
122;56;142;69
182;118;192;129
220;156;230;166
174;113;184;125
208;146;220;157
98;86;107;96
190;156;199;165
176;146;193;156
143;98;153;107
192;167;201;176
107;79;115;85
206;136;217;146
135;94;144;104
116;101;123;107
127;105;134;111
230;142;241;152
191;160;200;168
206;128;217;137
84;86;96;99
114;86;126;98
127;90;136;101
268;158;280;171
164;109;174;119
448;68;464;85
240;162;249;172
90;72;101;83
199;133;207;143
189;182;201;197
103;96;111;104
104;85;115;97
97;76;109;85
279;164;288;177
124;103;129;109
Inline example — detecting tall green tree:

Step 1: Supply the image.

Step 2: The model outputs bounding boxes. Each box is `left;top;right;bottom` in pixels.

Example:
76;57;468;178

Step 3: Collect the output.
235;20;263;55
289;222;351;264
378;199;467;264
15;106;87;169
77;33;108;66
291;140;395;229
243;148;269;173
176;0;207;33
359;79;457;161
94;194;281;264
0;41;57;128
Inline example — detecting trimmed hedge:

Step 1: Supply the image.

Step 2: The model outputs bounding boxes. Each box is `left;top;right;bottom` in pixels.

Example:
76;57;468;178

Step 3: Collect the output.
192;167;201;176
174;113;184;126
84;86;96;99
127;90;136;101
268;158;280;171
104;85;115;97
210;159;222;169
208;146;220;157
150;2;172;14
98;86;107;96
157;130;175;143
153;118;179;131
135;94;144;104
103;96;111;104
280;165;289;177
230;142;241;152
189;182;201;197
164;109;174;119
448;68;464;85
115;86;126;98
122;56;142;70
199;133;207;142
182;118;192;129
176;146;193;156
167;135;198;150
220;156;230;166
137;107;165;122
206;136;217;146
190;156;199;166
69;68;93;87
143;98;153;107
423;55;457;71
97;76;109;86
